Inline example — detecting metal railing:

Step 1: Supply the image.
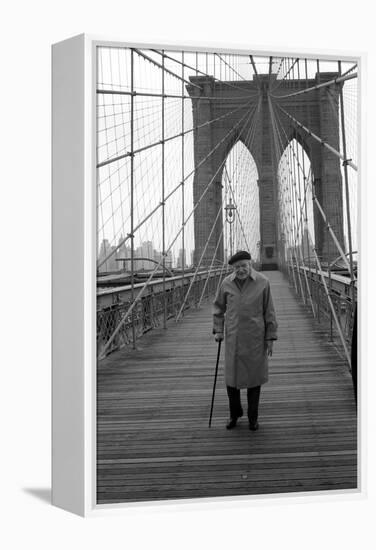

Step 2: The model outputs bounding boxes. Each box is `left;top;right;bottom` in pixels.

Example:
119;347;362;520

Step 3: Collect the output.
97;267;229;358
285;262;356;362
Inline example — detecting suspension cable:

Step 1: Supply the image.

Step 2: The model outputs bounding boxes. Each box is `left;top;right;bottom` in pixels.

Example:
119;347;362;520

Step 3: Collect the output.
96;88;257;101
276;104;358;171
97;99;255;168
307;231;352;367
98;100;258;268
176;202;225;320
269;94;315;311
134;48;201;88
271;100;352;274
150;49;252;93
222;95;262;257
270;71;357;99
338;60;355;285
197;226;226;308
271;58;299;93
98;100;259;354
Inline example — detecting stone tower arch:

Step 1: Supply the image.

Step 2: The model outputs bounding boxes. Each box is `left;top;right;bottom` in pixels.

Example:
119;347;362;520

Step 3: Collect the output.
187;72;344;269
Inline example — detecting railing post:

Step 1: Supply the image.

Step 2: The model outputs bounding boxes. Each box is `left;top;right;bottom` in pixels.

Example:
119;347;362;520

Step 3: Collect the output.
150;290;155;328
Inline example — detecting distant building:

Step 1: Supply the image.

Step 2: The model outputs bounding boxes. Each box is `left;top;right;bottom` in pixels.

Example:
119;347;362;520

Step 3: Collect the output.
136;241;155;270
98;239;118;272
165;250;173;270
177;248;187;269
116;236;132;271
191;250;195;267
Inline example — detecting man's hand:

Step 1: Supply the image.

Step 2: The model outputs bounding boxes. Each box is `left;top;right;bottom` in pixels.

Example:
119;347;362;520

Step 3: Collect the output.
266;340;273;357
214;332;224;342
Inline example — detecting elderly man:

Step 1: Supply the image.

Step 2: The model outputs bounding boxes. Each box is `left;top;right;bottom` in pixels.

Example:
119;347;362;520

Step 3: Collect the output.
213;250;278;431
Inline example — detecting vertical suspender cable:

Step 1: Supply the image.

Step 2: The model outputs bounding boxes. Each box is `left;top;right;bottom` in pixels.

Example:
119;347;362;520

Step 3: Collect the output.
338;61;355;285
304;58;316;305
181;51;185;286
293;130;306;303
130;48;136;348
301;140;315;315
162;50;167;329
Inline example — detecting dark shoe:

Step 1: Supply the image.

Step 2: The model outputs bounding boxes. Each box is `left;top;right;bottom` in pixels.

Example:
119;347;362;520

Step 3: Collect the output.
249;421;259;431
226;408;243;430
226;418;238;430
226;414;243;430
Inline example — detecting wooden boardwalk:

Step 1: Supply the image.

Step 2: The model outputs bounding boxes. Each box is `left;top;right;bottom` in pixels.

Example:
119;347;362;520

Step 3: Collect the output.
97;271;357;504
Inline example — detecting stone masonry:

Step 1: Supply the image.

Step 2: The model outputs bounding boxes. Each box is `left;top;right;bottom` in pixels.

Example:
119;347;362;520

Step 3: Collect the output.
186;73;344;269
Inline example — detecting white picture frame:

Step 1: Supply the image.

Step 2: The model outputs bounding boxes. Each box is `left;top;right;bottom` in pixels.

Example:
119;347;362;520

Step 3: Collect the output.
52;34;364;517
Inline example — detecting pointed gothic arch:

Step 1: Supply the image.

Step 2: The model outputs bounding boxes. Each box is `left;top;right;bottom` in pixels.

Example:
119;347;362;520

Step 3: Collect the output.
187;72;344;268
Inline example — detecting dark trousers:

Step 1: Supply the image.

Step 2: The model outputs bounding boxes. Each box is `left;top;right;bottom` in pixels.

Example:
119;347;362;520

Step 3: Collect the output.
226;385;261;424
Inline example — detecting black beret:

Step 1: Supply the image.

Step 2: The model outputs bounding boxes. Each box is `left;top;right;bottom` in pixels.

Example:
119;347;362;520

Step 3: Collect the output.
228;250;251;265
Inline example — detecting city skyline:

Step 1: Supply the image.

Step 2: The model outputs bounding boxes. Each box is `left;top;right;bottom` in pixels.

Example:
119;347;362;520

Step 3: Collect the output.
97;237;192;273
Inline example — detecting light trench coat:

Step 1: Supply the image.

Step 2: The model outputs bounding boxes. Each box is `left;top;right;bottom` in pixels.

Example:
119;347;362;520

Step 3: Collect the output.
213;269;278;389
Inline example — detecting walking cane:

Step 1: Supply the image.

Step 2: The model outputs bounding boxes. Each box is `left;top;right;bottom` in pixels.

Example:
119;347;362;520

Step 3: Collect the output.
209;339;222;428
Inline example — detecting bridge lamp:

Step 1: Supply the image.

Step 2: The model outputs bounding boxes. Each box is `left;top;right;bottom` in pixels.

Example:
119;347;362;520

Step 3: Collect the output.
257;240;261;263
224;199;237;258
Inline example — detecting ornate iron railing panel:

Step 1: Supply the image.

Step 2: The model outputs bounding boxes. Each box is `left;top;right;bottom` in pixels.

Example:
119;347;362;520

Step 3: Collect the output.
97;268;229;358
287;264;356;358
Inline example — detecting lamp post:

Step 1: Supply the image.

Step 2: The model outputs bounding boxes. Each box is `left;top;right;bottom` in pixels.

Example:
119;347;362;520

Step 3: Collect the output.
256;240;261;265
224;198;237;258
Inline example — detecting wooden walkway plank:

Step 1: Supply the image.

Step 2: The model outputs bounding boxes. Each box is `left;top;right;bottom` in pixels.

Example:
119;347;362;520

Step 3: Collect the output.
97;271;357;504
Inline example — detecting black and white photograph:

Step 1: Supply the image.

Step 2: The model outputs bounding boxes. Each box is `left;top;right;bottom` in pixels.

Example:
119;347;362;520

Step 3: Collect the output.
95;45;358;505
6;0;376;546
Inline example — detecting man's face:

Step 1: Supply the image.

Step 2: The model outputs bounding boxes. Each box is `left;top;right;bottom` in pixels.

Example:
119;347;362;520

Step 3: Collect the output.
233;259;251;279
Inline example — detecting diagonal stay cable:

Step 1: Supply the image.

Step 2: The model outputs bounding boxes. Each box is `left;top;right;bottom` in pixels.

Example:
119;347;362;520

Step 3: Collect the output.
276;104;358;171
269;97;316;313
98;102;259;353
96;88;257;101
270;72;357;99
175;201;224;321
214;53;247;81
270;57;299;94
271;98;353;274
273;98;339;251
97;100;257;269
97;98;255;168
233;98;262;251
220;95;262;254
269;97;307;302
306;229;352;367
222;95;262;253
271;98;312;239
197;226;225;308
134;48;201;88
272;101;348;269
151;49;255;94
341;63;358;78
